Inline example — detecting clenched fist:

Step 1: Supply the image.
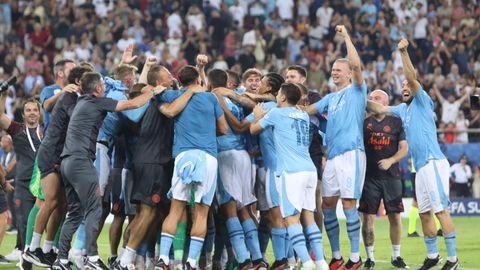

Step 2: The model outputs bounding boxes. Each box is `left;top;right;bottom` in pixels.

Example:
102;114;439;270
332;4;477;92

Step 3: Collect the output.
335;25;348;37
398;36;409;52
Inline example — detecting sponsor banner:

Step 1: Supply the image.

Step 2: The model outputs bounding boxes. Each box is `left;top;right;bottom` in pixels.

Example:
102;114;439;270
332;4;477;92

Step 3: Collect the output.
448;198;480;216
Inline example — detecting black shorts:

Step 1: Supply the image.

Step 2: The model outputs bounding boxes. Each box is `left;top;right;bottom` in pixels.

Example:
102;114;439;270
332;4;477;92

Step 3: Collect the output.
131;162;174;206
111;167;125;216
310;153;323;180
358;177;404;215
0;188;7;214
411;172;417;200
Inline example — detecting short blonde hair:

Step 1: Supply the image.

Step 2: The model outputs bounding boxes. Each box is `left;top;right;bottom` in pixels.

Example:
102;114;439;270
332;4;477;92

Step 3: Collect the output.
334;58;352;71
242;68;262;83
114;64;138;81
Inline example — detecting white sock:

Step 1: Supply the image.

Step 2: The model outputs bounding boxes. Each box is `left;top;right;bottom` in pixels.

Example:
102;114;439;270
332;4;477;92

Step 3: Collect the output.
43;240;54;254
332;251;342;260
116;248;125;262
365;246;374;261
82;249;87;256
109;254;118;260
447;256;457;262
187;258;197;268
60;259;69;265
24;245;30;253
72;248;82;258
287;256;296;266
427;252;439;259
30;232;42;251
349;252;360;263
392;245;400;259
315;259;328;269
120;247;136;267
159;255;170;266
262;253;267;262
89;255;100;262
53;247;58;253
302;260;314;269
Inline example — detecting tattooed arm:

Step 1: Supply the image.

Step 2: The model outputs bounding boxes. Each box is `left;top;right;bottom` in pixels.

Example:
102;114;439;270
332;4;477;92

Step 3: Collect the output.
212;88;256;110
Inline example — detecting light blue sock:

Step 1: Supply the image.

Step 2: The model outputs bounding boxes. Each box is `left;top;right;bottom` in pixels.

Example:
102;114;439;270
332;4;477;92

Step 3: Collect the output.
160;233;174;260
137;242;148;257
258;218;270;255
226;217;249;263
304;228;311;254
73;219;86;250
188;237;204;261
424;236;439;258
271;228;286;260
285;232;294;259
444;230;457;259
205;219;215;255
305;223;324;262
344;208;360;254
323;209;340;253
287;223;311;265
242;218;262;261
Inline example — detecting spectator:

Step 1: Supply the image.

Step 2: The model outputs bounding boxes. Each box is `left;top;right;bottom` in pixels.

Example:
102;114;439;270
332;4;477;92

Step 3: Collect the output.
473;162;480;198
276;0;294;21
452;44;471;75
145;43;161;63
267;28;285;69
29;23;49;50
229;0;245;28
0;0;12;43
445;122;456;143
149;18;167;41
117;30;136;52
437;122;448;143
186;5;205;31
307;57;326;93
359;34;375;64
212;54;229;70
209;10;227;57
278;19;293;39
287;31;304;65
128;19;146;45
170;50;188;80
436;0;452;31
447;64;461;85
24;68;44;96
253;29;266;63
455;110;477;143
308;21;328;51
359;0;377;27
239;44;256;72
316;1;333;29
166;31;183;59
297;0;311;20
451;0;465;28
223;27;237;67
426;3;437;22
75;39;91;62
264;11;282;30
167;8;183;35
96;17;111;45
248;0;266;26
450;155;472;197
294;44;312;70
434;83;470;125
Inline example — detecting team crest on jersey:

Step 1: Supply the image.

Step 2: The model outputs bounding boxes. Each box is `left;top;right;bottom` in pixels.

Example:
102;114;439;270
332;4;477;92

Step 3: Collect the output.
152;194;160;203
367;123;372;130
383;126;391;133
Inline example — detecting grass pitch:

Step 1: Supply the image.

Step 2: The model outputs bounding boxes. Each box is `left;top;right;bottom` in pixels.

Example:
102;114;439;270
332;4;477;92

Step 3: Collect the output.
0;217;478;270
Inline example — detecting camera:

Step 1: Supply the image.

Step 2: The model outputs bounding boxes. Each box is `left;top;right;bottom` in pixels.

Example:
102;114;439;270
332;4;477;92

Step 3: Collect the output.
471;83;480;110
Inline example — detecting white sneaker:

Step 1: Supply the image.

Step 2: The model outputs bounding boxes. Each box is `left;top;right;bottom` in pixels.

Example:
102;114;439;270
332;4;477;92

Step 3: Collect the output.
145;258;155;270
68;250;83;270
5;248;21;261
135;255;145;270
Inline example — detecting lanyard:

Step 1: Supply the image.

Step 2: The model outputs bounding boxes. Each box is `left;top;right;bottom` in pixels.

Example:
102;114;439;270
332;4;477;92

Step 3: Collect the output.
26;125;40;153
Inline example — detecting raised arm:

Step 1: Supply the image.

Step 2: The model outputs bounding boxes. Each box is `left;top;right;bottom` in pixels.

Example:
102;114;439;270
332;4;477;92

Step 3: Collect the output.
457;90;470;105
398;36;420;95
138;56;158;84
433;84;446;104
196;54;208;90
160;85;203;118
121;44;137;64
215;92;251;133
0;92;12;130
335;25;363;87
366;100;394;116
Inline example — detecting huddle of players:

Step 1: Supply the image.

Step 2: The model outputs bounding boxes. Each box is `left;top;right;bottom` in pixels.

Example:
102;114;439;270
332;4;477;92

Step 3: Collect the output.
2;25;459;270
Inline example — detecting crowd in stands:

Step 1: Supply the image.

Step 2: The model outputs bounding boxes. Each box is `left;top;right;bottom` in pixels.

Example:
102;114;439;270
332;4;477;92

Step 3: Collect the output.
0;0;480;142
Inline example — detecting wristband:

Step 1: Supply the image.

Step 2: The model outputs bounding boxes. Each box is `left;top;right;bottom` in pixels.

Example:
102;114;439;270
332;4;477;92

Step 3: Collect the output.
150;89;156;95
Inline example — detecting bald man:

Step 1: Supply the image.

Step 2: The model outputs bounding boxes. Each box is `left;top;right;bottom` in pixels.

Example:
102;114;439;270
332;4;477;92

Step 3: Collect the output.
359;90;409;269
